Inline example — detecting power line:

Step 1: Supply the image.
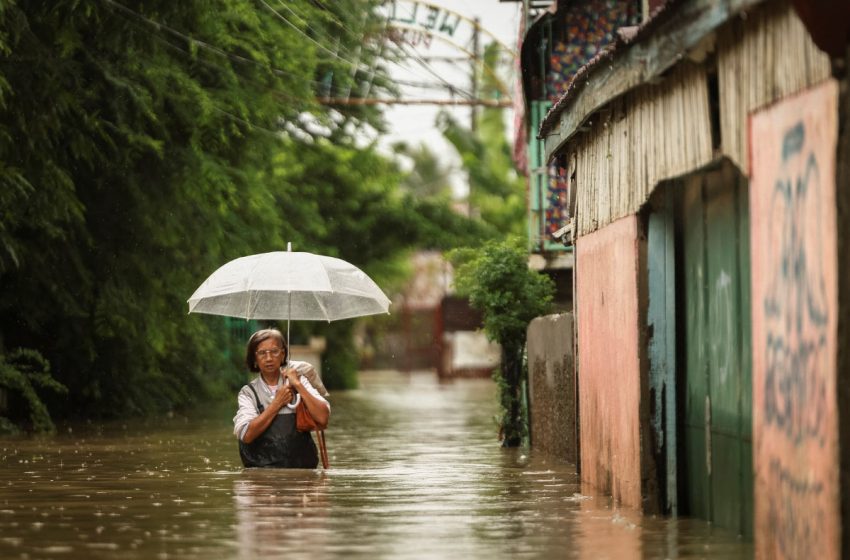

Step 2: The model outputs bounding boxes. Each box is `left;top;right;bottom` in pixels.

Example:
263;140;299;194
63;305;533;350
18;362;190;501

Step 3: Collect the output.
212;106;285;137
382;1;518;59
260;0;398;101
100;0;507;121
318;97;512;107
395;78;466;91
100;0;316;85
274;0;358;45
257;0;367;71
387;24;511;98
94;6;325;136
274;0;311;28
105;3;333;99
395;42;474;99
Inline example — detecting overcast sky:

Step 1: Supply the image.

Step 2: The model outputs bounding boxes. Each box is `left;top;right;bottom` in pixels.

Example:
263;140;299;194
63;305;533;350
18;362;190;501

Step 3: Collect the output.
374;0;523;198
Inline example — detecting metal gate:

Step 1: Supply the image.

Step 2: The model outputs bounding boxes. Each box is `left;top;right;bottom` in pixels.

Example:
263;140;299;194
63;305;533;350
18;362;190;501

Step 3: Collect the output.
679;162;753;537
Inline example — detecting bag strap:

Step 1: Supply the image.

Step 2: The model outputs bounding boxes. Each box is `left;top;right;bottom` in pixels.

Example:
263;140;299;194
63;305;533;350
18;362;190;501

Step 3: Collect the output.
316;430;329;469
245;383;264;413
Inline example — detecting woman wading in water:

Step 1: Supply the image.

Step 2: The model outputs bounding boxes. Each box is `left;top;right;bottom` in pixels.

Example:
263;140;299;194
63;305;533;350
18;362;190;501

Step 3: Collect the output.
233;329;330;468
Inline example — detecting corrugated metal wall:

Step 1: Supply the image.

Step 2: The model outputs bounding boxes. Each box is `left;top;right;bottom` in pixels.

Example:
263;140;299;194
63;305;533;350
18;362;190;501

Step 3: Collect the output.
717;0;831;175
568;0;830;239
574;63;713;237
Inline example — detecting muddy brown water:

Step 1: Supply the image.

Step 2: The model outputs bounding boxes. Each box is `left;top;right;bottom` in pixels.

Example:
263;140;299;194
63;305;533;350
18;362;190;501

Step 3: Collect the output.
0;370;751;559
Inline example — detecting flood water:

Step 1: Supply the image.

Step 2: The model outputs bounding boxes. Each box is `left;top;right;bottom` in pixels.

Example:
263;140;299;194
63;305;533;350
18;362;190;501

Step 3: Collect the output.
0;370;751;559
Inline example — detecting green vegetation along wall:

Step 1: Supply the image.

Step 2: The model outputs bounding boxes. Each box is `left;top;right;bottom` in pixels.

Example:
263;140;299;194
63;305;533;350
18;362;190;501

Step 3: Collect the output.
0;0;488;430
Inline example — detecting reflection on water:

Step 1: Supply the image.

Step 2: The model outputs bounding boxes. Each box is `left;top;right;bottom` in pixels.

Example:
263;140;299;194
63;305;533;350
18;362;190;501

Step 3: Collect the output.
0;370;751;559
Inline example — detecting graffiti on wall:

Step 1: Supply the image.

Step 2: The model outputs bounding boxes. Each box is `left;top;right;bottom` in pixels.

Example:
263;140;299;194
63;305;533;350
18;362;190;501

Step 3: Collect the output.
750;81;838;559
762;122;830;447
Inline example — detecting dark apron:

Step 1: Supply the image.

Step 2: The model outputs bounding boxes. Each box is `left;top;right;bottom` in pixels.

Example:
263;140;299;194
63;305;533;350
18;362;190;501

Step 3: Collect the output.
238;384;318;469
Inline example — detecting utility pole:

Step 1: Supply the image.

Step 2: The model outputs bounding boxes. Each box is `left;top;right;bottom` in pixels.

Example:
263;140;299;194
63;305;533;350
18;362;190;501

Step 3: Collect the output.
470;17;480;133
468;17;480;217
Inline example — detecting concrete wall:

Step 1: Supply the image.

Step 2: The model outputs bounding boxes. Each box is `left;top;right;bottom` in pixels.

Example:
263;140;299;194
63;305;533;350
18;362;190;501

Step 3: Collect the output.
527;313;576;463
575;215;643;509
749;79;840;559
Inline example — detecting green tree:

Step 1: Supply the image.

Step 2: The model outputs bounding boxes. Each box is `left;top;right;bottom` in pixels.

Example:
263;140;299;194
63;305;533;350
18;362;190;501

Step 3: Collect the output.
437;43;525;236
393;141;454;200
0;0;388;422
450;240;554;446
0;0;490;426
0;349;67;434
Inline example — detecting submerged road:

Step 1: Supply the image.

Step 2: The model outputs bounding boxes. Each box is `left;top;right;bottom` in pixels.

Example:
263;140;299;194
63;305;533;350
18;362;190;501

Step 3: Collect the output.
0;370;751;559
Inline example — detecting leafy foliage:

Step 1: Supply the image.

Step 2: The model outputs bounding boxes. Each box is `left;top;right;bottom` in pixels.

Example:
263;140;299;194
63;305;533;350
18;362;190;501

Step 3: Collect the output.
393;141;454;200
0;349;67;433
450;239;554;348
450;240;554;446
0;0;482;425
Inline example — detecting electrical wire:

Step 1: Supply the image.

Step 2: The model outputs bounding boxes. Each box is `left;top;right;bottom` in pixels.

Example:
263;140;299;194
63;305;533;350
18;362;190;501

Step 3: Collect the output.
274;0;357;44
394;78;466;91
257;0;368;71
102;0;393;101
99;0;501;115
397;42;474;99
286;0;370;44
95;8;318;136
100;0;318;85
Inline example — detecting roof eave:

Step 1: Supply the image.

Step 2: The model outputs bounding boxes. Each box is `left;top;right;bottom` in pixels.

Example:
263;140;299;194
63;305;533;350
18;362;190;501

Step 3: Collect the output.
537;0;768;161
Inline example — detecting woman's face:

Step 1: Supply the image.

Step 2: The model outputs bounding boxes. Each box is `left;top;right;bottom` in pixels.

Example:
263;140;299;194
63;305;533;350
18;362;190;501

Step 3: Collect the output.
255;337;284;378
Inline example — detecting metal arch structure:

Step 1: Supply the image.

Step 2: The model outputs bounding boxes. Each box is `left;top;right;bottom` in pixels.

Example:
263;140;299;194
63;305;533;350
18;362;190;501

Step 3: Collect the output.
381;0;518;59
319;1;516;108
386;22;513;98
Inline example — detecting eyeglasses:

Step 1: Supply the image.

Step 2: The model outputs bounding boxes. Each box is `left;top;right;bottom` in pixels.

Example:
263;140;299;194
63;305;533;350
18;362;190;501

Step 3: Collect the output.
255;348;282;358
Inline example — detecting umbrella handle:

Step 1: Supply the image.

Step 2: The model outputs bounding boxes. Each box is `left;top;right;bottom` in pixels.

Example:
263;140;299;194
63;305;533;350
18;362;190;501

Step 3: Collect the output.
286;392;301;410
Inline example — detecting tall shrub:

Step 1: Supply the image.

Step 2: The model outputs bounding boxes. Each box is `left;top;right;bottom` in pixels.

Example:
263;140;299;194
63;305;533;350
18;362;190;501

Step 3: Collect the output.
450;239;554;446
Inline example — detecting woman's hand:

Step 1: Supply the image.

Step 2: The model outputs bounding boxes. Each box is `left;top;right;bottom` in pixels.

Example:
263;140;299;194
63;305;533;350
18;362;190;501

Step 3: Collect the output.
283;366;329;429
270;384;294;411
242;383;293;444
282;366;301;389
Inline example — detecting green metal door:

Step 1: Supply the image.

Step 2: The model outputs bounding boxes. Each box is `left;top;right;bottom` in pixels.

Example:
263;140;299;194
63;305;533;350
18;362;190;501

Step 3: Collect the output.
647;187;678;514
679;163;753;538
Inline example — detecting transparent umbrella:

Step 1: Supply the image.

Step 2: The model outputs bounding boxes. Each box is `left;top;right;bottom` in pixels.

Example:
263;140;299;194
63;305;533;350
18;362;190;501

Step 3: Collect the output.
187;242;391;349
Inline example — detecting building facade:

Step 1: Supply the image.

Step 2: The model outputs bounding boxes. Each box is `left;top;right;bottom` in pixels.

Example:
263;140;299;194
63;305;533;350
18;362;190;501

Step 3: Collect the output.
520;0;850;554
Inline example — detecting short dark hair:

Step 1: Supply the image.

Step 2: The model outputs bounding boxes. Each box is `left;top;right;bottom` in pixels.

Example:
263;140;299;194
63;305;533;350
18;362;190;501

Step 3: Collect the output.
245;329;287;372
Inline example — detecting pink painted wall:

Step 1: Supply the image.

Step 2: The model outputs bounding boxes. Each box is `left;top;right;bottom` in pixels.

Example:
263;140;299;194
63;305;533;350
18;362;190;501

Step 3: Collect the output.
749;80;839;559
575;215;642;509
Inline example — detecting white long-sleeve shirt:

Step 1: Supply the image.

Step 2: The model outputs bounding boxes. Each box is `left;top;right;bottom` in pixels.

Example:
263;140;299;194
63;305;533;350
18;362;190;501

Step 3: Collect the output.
233;367;329;441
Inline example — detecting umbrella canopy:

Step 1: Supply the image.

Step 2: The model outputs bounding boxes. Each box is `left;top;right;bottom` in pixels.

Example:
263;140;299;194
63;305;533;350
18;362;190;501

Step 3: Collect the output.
187;249;391;321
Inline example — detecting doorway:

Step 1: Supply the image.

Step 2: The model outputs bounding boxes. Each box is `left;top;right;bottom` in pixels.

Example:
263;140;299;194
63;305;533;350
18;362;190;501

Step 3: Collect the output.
646;160;754;537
